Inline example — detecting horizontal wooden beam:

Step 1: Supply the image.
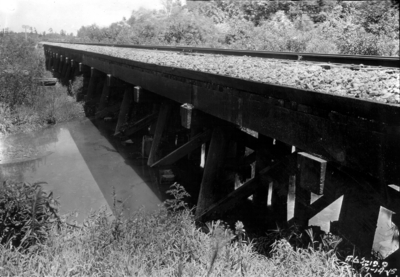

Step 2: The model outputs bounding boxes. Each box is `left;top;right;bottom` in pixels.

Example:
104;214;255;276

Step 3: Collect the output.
33;78;57;86
151;129;212;167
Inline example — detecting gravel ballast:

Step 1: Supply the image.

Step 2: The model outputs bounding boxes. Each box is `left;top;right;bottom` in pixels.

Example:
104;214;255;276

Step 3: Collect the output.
45;43;400;105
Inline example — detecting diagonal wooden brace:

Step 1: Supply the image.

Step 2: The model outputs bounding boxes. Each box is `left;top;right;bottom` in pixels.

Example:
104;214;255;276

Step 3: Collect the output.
116;112;158;138
195;157;291;222
95;103;121;119
151;129;212;167
115;86;134;134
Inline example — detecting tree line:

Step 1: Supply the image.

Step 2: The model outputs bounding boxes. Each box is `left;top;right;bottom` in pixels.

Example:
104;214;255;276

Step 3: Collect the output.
65;0;400;56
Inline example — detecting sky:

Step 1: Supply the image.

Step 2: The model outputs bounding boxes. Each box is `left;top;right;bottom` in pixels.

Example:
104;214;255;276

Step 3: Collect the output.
0;0;168;35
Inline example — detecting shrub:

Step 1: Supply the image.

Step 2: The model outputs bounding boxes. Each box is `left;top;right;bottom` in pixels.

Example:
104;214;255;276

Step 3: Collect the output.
0;34;44;108
0;180;60;249
163;10;220;46
0;33;85;136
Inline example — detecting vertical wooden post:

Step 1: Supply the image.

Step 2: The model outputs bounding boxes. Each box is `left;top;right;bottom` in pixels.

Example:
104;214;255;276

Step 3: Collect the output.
58;55;63;73
49;52;54;69
180;103;201;163
65;59;73;80
336;188;380;256
115;86;134;134
46;51;52;70
294;162;311;227
133;86;156;103
147;101;173;166
142;136;153;158
149;104;159;135
293;152;327;227
86;67;102;101
61;57;68;77
54;53;59;72
78;64;91;102
196;127;229;217
98;74;113;112
297;153;327;195
253;135;274;208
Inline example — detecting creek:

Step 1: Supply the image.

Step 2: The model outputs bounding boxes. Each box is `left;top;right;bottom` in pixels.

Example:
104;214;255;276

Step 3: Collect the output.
0;118;398;258
0;118;161;223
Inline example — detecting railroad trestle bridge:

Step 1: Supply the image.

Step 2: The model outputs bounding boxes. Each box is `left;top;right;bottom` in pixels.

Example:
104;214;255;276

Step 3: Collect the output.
42;43;400;259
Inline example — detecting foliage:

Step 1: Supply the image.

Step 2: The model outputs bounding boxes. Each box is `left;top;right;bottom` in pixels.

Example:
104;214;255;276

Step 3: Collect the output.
269;239;352;277
0;183;354;276
164;182;191;211
0;180;60;249
162;10;219;46
0;33;84;136
0;34;44;108
71;1;399;57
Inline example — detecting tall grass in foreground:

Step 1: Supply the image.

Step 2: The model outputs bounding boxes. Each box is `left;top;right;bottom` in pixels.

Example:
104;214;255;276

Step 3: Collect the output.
0;183;353;277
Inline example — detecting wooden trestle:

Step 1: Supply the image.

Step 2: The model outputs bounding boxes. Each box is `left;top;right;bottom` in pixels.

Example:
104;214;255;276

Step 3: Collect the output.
43;44;400;259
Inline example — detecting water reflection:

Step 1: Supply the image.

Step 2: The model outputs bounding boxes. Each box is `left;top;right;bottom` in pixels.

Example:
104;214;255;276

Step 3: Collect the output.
0;119;161;223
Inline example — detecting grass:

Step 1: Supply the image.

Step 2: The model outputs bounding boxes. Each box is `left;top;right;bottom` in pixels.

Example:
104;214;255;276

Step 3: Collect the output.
0;183;355;277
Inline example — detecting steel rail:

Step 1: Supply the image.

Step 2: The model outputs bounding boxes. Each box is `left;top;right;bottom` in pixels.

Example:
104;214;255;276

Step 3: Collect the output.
55;41;400;68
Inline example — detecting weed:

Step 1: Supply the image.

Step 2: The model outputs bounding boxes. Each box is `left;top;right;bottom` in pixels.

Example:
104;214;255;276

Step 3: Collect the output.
164;182;191;212
0;180;60;249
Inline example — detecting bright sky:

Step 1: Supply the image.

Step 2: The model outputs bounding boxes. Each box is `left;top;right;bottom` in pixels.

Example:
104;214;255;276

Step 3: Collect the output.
0;0;167;35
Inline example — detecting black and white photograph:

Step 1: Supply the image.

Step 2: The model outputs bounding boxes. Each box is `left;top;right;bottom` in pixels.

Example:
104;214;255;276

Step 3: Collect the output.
0;1;399;276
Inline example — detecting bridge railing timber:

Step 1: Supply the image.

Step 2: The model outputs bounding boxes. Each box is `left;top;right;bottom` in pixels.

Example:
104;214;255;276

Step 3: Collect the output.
43;43;400;259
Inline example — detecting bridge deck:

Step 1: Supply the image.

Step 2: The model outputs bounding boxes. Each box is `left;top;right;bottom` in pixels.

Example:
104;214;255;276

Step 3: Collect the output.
43;43;400;184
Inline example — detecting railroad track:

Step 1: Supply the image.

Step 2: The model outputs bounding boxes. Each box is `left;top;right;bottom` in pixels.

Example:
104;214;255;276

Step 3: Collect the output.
58;41;400;68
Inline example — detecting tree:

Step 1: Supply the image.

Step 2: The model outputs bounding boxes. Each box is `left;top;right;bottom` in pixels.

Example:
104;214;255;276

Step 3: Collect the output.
358;0;396;34
161;0;182;17
22;25;31;40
